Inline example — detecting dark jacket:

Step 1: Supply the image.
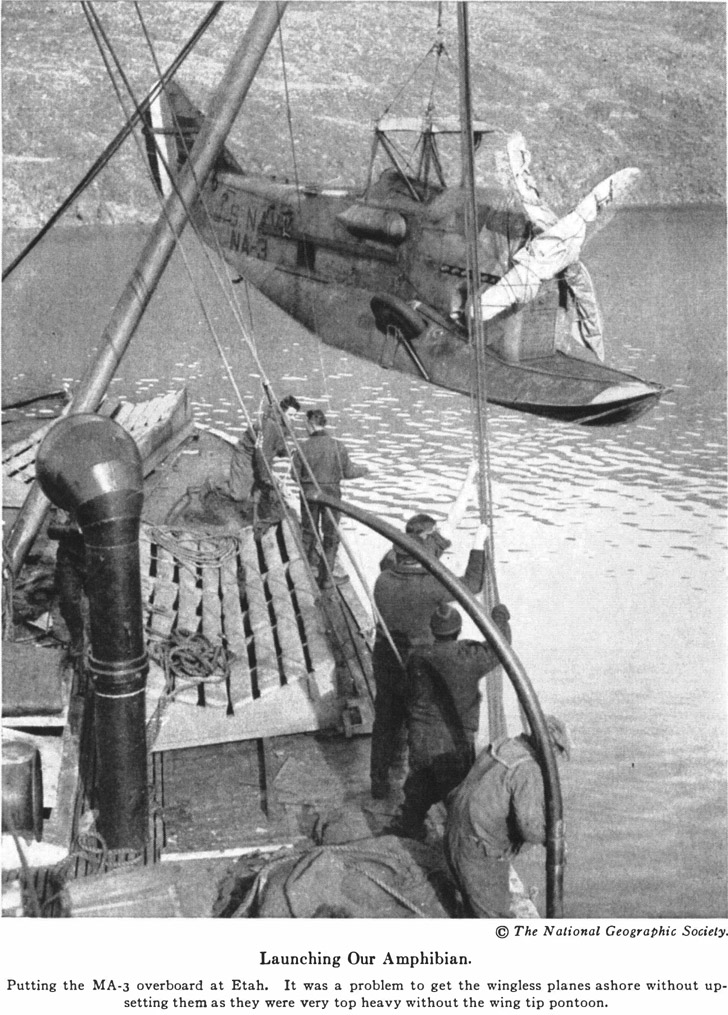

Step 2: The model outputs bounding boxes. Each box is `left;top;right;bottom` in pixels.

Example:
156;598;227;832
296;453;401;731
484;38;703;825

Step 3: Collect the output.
292;430;367;498
379;529;451;571
230;405;290;494
406;611;511;745
373;550;485;648
237;405;288;461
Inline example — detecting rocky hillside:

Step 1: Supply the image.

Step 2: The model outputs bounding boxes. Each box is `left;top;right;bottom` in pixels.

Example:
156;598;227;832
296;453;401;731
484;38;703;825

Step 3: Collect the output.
2;1;725;229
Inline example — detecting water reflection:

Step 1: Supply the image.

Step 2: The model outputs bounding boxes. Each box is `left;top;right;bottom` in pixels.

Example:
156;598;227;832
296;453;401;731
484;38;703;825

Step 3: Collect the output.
2;205;726;916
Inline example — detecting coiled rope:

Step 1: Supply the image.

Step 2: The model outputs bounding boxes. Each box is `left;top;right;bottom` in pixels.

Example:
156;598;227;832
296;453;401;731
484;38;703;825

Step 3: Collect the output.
149;628;229;701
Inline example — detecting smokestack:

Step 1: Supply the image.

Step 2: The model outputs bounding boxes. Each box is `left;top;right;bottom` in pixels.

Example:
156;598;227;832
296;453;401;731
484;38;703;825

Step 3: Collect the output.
36;414;148;851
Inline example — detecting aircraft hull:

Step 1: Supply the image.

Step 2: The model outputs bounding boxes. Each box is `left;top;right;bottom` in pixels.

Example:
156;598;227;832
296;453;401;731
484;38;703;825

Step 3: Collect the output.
218;251;663;426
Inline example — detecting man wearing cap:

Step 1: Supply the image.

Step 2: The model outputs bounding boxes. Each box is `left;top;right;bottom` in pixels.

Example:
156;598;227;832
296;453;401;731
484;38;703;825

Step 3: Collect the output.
379;461;479;571
391;601;512;840
445;715;571;918
370;522;490;800
292;408;369;588
203;394;301;515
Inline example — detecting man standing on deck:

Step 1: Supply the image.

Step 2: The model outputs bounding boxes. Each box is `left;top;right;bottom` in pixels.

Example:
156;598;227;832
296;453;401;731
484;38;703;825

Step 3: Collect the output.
291;408;370;588
389;600;512;840
370;523;490;800
203;393;301;516
445;715;570;918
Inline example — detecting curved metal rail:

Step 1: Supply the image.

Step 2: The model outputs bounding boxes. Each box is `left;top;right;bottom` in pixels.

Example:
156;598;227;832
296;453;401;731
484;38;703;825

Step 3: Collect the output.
312;491;565;917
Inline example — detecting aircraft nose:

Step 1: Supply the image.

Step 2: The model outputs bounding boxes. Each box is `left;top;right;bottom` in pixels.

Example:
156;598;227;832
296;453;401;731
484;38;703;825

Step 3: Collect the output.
588;380;661;405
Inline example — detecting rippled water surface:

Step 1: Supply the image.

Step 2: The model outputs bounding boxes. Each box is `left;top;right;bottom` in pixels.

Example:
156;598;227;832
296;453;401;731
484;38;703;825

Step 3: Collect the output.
3;206;726;916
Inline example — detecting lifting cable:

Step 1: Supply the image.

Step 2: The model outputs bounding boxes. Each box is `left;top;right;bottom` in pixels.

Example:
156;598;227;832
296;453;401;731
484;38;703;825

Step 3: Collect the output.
271;21;400;653
275;20;333;416
1;2;223;283
88;4;400;676
457;3;506;741
82;1;259;442
134;4;379;680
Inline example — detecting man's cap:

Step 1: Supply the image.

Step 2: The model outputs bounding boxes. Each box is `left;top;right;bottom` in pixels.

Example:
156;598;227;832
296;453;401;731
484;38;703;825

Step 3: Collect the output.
405;513;437;535
545;715;571;761
404;515;451;556
430;604;462;638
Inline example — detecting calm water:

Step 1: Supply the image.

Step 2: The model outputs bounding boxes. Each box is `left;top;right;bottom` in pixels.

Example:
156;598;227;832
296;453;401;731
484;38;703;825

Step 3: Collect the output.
2;206;726;917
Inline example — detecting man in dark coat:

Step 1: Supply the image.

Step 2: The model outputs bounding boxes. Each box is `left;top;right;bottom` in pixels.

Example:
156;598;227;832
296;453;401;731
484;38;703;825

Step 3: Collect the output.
445;715;571;918
204;394;300;515
291;408;369;587
369;524;489;799
392;601;512;839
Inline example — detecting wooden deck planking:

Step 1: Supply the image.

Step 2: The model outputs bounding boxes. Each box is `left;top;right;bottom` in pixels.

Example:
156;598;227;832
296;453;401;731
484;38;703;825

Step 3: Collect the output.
3;391;192;493
175;557;202;636
143;525;344;751
117;402;147;431
259;528;308;685
287;557;336;697
239;530;280;697
112;402;135;428
148;544;177;642
199;547;229;710
2;420;56;477
280;519;333;678
150;678;342;752
220;551;254;709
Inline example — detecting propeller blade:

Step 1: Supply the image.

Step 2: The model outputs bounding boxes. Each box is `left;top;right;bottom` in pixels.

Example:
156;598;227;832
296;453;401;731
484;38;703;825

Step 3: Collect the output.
506;131;558;232
474;167;641;332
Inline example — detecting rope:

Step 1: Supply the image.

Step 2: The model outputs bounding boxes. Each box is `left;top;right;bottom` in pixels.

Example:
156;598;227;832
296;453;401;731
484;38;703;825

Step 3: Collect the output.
89;2;304;560
4;816;42;917
88;0;257;433
1;3;223;282
149;628;229;700
146;526;238;573
457;4;507;739
275;22;332;414
132;5;315;545
361;869;428;918
85;4;405;673
2;544;16;638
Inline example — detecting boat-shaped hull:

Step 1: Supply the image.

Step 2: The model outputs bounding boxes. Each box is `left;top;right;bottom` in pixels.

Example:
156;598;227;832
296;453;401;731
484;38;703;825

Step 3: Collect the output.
219;251;663;425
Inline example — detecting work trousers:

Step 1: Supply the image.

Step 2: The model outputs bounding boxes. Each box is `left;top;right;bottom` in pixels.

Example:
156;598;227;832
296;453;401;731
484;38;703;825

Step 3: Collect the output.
203;445;254;507
398;727;474;838
445;827;511;918
370;635;409;794
300;497;340;582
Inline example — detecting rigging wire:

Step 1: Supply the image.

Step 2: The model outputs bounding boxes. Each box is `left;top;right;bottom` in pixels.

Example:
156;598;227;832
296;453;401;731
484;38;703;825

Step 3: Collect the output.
85;3;402;670
82;2;256;440
457;2;506;742
275;20;332;415
425;1;449;116
92;0;378;677
1;2;224;283
90;3;365;681
270;19;392;623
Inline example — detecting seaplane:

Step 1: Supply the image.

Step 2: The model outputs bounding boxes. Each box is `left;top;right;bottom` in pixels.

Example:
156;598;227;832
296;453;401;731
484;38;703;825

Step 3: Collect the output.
144;76;663;426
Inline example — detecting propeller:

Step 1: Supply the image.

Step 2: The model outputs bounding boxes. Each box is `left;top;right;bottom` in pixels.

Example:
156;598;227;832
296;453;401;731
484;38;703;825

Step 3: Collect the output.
475;133;640;362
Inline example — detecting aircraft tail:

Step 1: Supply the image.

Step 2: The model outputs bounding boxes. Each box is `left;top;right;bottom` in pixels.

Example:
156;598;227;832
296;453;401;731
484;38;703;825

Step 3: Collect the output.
142;80;244;197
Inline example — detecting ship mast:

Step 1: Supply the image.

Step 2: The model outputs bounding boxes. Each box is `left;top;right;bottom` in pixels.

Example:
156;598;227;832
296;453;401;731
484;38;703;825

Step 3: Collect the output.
5;2;288;577
456;1;565;918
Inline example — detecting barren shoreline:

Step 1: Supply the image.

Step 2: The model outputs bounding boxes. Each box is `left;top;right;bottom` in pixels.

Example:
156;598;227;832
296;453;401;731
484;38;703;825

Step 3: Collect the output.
1;2;726;231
